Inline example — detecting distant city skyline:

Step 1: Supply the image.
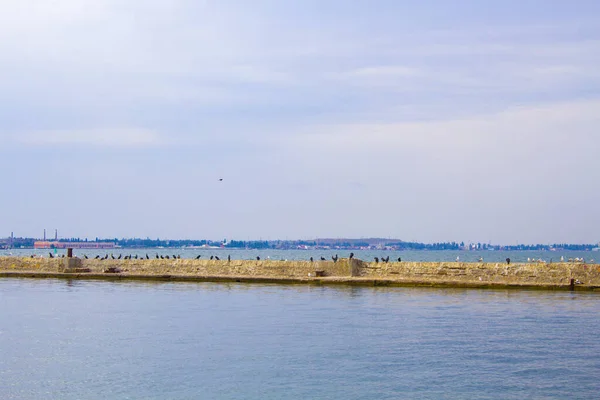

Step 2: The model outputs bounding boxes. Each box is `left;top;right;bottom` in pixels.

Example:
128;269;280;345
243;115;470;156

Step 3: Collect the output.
1;1;599;243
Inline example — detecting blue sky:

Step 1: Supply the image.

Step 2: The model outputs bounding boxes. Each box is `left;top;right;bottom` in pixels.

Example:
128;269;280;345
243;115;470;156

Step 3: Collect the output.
1;1;599;244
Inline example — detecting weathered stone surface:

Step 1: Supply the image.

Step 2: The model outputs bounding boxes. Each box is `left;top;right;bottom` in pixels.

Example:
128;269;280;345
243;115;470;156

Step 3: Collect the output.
62;257;83;272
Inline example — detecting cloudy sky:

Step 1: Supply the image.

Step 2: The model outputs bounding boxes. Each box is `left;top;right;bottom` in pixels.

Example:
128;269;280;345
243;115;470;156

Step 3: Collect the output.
1;0;600;244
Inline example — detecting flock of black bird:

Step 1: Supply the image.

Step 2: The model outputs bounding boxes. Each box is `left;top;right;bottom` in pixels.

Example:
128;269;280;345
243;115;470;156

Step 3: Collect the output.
45;252;407;263
41;252;514;265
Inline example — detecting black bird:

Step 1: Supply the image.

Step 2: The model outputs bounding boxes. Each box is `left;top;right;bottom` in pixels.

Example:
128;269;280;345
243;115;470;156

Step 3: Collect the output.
219;178;223;181
383;256;390;263
160;255;164;259
374;257;379;263
173;255;177;259
320;257;326;261
146;254;149;259
210;256;214;260
215;256;220;260
111;254;115;259
49;252;54;258
349;252;354;259
134;255;138;259
30;254;35;258
332;254;338;263
117;254;122;260
95;255;100;259
195;255;201;259
397;257;401;262
165;255;170;259
256;256;260;260
177;255;181;259
310;257;314;262
506;257;511;265
84;255;89;259
228;255;231;262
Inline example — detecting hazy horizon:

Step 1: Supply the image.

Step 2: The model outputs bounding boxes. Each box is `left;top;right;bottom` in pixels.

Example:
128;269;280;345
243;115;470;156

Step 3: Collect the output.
1;1;599;244
4;233;599;247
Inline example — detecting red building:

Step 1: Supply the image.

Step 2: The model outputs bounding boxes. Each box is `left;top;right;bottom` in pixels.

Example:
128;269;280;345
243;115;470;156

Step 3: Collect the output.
34;241;116;249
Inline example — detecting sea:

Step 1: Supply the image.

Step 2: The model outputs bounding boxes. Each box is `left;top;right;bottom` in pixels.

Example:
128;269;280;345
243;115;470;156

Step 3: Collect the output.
1;278;599;399
1;248;597;263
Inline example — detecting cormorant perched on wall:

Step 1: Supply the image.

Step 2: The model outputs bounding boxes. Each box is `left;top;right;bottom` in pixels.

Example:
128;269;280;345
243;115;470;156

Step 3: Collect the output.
506;258;511;265
256;256;260;260
117;254;122;260
383;256;389;263
156;254;159;259
195;255;201;259
320;257;326;261
228;255;231;262
134;255;138;259
95;255;100;259
349;252;354;259
84;255;88;259
374;257;379;263
397;257;401;262
146;254;150;259
332;254;338;263
173;255;177;259
160;255;164;259
110;254;115;259
165;255;170;259
310;257;314;262
215;256;220;260
210;256;214;260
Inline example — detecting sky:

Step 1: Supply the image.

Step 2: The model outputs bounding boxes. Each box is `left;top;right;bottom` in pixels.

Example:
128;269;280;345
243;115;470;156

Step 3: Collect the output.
1;0;600;244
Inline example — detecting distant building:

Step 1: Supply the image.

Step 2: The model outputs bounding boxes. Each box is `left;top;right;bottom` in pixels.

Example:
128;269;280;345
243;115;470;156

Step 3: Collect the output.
33;241;116;249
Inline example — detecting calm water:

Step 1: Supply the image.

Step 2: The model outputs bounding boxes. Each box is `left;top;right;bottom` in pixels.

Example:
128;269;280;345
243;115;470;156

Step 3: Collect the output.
1;248;598;263
1;279;599;399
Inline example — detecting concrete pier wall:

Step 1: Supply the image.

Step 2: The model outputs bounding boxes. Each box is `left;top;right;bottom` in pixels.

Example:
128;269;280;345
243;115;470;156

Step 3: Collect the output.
1;257;599;289
0;257;352;278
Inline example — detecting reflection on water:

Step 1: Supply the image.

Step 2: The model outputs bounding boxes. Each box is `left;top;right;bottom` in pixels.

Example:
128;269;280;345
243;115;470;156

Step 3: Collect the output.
1;279;599;400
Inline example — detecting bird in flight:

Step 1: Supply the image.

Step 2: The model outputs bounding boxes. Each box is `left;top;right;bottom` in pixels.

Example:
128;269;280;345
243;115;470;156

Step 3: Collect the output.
219;178;223;181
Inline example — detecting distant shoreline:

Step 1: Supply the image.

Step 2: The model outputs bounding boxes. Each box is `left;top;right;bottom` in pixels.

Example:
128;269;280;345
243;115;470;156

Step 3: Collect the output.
2;237;599;252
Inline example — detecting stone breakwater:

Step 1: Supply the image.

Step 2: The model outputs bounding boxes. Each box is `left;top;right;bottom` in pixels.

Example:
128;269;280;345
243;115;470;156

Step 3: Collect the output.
1;257;599;290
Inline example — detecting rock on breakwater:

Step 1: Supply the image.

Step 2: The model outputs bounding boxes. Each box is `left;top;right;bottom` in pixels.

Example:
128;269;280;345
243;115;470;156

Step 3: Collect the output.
1;257;599;289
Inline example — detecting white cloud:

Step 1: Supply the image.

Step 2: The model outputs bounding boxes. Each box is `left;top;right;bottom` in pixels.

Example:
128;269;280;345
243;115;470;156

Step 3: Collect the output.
17;128;163;147
310;99;597;142
347;66;421;77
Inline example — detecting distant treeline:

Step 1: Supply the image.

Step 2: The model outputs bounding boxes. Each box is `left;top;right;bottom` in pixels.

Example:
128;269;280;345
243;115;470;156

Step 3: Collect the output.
1;236;598;251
